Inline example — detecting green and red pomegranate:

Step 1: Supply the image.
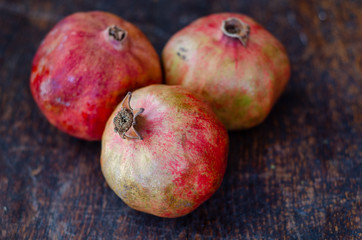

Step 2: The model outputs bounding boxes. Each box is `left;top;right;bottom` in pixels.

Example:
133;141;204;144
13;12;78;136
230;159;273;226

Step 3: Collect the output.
163;13;291;130
101;85;229;217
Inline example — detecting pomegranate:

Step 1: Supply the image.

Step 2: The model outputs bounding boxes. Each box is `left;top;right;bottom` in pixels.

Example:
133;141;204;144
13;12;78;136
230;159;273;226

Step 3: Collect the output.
101;85;229;217
30;11;162;140
162;13;291;130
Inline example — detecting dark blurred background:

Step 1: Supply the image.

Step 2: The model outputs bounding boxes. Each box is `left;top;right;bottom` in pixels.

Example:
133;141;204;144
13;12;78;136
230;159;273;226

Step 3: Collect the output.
0;0;361;239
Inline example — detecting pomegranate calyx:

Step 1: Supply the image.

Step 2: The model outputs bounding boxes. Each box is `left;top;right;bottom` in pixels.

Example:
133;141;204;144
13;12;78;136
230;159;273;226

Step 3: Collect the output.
221;18;250;47
113;92;144;140
108;25;127;42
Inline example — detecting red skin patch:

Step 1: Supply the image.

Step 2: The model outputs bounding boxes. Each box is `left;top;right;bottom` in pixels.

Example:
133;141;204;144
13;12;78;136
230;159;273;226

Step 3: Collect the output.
162;12;291;130
101;85;229;218
30;11;162;140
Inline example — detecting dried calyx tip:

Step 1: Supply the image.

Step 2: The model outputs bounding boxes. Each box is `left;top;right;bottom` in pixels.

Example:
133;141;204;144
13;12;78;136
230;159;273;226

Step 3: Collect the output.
113;92;144;140
221;18;250;47
108;25;127;42
114;108;133;134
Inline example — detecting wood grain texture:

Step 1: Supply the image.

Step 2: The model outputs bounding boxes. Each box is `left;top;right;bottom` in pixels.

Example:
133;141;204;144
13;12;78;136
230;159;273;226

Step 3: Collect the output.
0;0;361;239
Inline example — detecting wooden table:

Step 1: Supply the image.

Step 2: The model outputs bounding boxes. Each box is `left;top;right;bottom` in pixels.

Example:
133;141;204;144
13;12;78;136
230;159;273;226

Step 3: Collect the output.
1;0;361;239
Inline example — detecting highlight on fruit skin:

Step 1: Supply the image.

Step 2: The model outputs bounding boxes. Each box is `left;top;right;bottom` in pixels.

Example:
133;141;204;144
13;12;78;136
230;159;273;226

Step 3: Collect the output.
30;11;162;140
162;12;291;130
101;85;229;218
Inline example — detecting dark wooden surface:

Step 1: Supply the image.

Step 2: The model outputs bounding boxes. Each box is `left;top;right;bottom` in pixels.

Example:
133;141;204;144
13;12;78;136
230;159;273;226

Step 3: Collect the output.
1;0;361;239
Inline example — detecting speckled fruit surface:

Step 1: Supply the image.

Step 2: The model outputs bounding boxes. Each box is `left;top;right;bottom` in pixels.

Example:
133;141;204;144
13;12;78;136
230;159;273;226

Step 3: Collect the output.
101;85;229;218
30;11;162;140
162;12;290;130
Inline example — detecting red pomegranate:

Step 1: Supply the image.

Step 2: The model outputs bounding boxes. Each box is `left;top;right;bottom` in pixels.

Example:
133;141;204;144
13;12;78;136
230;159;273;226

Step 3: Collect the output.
162;13;291;130
30;11;162;140
101;85;229;217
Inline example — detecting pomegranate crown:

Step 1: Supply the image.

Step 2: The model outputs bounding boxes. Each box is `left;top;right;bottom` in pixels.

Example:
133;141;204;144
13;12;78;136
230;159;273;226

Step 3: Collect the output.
221;17;250;47
113;92;144;140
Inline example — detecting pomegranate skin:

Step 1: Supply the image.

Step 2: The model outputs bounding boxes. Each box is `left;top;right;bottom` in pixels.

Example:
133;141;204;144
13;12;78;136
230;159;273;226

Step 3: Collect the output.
162;13;291;130
101;85;229;218
30;11;162;140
